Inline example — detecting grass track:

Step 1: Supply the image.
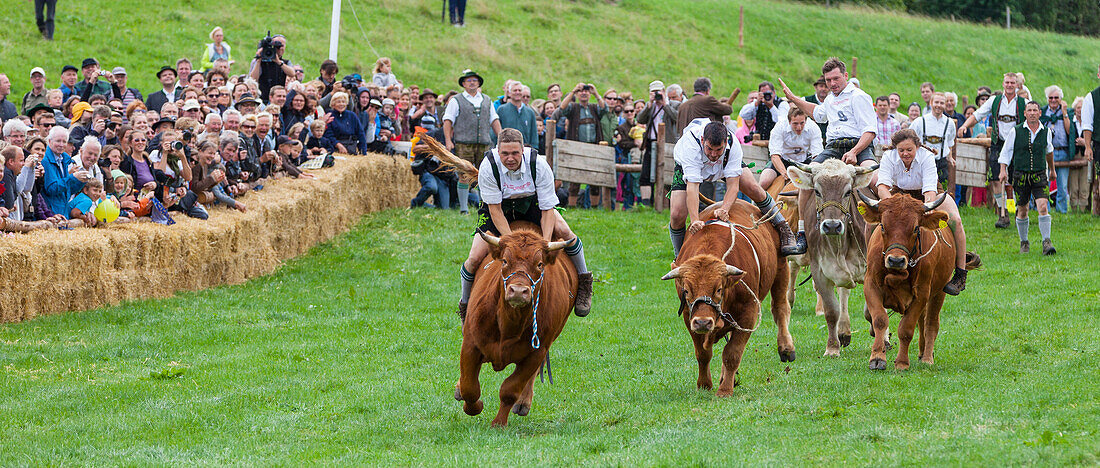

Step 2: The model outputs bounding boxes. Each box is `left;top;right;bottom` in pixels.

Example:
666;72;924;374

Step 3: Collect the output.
1;206;1098;465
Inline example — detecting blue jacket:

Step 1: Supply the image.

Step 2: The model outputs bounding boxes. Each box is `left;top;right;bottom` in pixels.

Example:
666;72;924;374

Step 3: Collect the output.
324;109;368;154
42;146;85;218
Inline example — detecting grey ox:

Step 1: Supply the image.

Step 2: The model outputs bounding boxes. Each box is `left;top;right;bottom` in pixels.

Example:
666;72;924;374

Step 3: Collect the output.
787;159;880;356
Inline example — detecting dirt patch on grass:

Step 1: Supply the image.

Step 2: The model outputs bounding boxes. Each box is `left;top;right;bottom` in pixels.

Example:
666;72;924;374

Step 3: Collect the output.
0;154;417;323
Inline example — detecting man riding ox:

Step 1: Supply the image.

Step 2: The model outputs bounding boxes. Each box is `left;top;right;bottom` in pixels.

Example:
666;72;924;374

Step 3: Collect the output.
858;191;967;371
661;201;795;397
787;159;877;356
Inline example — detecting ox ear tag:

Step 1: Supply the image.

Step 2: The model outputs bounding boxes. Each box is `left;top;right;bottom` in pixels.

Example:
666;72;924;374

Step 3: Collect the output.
939;219;948;229
857;204;867;215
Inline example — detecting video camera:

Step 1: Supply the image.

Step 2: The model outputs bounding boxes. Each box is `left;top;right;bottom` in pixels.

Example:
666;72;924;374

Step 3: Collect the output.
258;31;279;63
341;74;361;92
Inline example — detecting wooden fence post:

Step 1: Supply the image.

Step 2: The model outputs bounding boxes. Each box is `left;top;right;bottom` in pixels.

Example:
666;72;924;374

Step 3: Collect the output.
738;6;744;48
851;57;858;78
545;119;556;169
654;123;666;212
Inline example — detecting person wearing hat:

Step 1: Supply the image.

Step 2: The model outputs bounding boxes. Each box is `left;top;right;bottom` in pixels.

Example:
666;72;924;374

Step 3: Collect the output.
21;68;49;115
636;79;679;197
75;58;113;101
443;69;501;214
374;98;401;149
108;67;143;109
180;99;203;120
57;65;79;102
274;135;313;179
410;89;440;132
234;94;262;115
146;66;183;113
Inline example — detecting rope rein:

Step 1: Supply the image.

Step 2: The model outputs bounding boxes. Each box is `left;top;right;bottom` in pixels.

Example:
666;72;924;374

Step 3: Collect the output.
699;204;782;335
501;269;545;349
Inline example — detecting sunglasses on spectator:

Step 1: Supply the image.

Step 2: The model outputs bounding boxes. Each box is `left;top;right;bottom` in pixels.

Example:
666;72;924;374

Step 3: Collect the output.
40;122;56;128
242;124;256;129
1048;96;1060;100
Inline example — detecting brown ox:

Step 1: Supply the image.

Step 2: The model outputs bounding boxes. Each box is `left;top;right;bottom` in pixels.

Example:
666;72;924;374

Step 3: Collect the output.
858;192;954;371
454;223;577;427
661;201;795;397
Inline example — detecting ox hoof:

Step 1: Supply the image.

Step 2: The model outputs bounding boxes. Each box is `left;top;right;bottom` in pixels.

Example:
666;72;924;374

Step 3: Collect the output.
697;380;713;391
920;357;934;365
839;334;851;347
453;386;462;401
716;389;734;398
869;358;887;371
895;362;910;371
779;348;796;362
490;419;508;428
511;403;531;416
463;399;484;416
823;348;840;357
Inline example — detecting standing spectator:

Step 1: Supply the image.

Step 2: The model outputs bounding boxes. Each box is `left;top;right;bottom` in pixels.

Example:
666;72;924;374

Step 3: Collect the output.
35;0;57;40
599;89;622;144
3;146;37;221
0;74;16;123
804;76;830;135
110;67;143;109
174;59;193;92
58;65;79;102
372;58;398;88
739;81;790;141
888;92;908;126
637;80;678;197
22;68;49;115
201;27;233;72
4;119;28;147
1041;85;1073;213
449;0;467;26
442;69;500;214
902;102;922;129
317;60;338;96
614;100;641;209
409;89;440;132
546;83;562;106
248;34;295;102
920;82;934;115
910;92;957;186
41;126;85;217
553;82;609;207
665;84;684;106
75;58;113;101
146;66;182;113
677;77;733;136
280;90;310;136
873;95;901;150
959;73;1026;229
496;82;538;148
944;92;966;130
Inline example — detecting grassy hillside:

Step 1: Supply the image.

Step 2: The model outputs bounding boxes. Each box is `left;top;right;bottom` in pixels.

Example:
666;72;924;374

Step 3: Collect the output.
1;0;1100;108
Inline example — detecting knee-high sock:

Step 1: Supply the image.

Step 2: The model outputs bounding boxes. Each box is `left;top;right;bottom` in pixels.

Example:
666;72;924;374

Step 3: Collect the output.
457;182;470;212
670;224;686;258
565;238;589;274
755;193;787;226
1016;217;1029;242
1038;214;1052;240
460;264;475;303
993;192;1006;211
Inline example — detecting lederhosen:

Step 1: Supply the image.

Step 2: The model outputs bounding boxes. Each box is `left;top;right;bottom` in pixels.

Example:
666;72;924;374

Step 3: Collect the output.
987;94;1026;182
921;115;951;184
474;149;544;236
670;129;744;193
1009;124;1050;206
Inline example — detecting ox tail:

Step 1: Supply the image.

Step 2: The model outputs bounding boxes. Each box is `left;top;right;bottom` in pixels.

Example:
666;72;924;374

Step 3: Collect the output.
539;350;553;384
415;130;479;185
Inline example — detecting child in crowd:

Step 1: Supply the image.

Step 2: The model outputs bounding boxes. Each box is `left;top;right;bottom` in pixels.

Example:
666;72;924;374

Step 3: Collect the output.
300;119;334;164
67;178;107;226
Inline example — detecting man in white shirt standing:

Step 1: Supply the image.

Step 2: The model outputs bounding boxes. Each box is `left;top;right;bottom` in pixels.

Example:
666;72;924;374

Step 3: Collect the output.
759;107;822;190
958;72;1026;229
779;57;877;242
1080;64;1099;215
998;101;1057;255
443;69;503;214
909;92;957;187
667;118;805;259
738;81;790;141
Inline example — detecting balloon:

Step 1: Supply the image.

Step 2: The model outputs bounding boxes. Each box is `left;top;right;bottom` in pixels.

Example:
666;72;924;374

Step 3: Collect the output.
93;198;120;223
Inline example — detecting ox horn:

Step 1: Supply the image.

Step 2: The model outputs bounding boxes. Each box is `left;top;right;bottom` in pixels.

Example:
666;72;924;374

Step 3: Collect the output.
724;265;745;277
854;164;879;175
660;267;683;281
789;161;813;173
857;190;880;209
778;190;799;197
924;191;949;211
479;231;501;246
547;240;570;251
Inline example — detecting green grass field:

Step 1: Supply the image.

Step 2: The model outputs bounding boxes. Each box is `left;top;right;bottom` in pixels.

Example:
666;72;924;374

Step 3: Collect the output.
2;0;1100;108
2;205;1098;465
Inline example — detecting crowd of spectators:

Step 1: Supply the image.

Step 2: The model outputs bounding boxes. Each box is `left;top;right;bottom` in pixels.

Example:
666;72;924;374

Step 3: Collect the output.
2;28;1097;233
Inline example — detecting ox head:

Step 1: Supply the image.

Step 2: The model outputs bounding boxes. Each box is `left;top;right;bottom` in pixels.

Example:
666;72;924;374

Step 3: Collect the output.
661;255;744;334
481;230;569;308
858;191;948;277
788;159;877;237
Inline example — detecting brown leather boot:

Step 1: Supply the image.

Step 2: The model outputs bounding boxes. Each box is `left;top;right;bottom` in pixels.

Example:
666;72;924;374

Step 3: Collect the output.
574;273;593;317
942;268;967;296
1042;238;1056;256
774;220;806;257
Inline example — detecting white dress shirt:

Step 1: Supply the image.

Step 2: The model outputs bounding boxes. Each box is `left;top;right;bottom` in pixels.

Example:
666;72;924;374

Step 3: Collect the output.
478;147;558;210
998;124;1054;166
674;118;743;183
812;82;877;142
909;113;956;159
1080;92;1095;133
768;118;823;164
738;100;790;124
974;93;1023;140
878;147;938;193
442;91;499;124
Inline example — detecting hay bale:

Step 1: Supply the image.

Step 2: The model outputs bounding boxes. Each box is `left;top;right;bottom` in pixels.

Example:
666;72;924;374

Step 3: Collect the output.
0;153;417;323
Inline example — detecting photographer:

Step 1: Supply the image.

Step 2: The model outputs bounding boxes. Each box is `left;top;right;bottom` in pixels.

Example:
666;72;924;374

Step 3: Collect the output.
738;81;789;141
68;136;105;186
75;58;114;101
248;33;295;102
69;105;111;152
636;80;678;197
